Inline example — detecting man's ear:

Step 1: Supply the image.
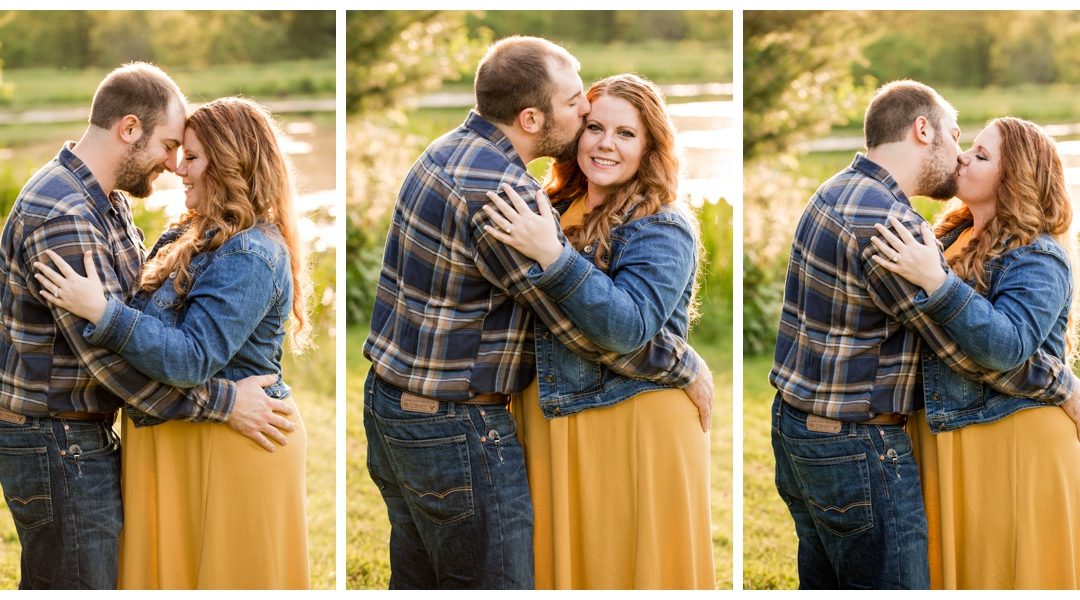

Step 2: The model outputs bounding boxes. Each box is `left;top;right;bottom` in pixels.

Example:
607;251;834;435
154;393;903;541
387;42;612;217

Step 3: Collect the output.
517;107;543;135
116;114;144;145
912;115;933;146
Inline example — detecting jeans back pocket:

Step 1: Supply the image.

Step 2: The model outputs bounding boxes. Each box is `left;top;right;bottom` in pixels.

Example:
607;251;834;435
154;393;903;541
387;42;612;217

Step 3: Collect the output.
0;446;53;530
383;433;475;525
788;449;874;537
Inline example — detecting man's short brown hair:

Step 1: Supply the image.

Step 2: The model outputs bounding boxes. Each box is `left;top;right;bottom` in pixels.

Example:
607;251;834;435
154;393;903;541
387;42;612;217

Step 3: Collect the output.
474;36;579;125
864;80;957;149
89;62;186;137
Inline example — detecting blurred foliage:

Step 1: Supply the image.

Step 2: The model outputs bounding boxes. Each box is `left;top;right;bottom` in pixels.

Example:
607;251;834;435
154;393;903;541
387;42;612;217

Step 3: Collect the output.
743;11;876;162
346;10;488;114
743;11;876;355
692;199;733;349
0;11;333;70
857;11;1080;92
468;10;731;45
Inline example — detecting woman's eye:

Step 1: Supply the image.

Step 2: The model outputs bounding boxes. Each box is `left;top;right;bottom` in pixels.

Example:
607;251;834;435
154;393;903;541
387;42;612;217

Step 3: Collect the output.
586;123;602;132
619;130;636;138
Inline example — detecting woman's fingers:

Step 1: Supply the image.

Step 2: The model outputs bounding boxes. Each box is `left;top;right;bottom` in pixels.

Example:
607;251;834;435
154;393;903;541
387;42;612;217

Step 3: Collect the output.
44;249;78;277
82;251;101;285
870;253;901;273
484;189;519;224
869;234;900;260
920;221;938;247
887;216;919;245
483;224;511;243
501;183;531;215
873;222;905;251
32;260;66;289
536;189;554;218
481;204;514;233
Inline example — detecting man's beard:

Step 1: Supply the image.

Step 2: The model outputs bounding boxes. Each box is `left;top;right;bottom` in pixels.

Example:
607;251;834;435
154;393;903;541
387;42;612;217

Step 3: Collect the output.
114;135;161;198
534;112;583;162
917;135;960;200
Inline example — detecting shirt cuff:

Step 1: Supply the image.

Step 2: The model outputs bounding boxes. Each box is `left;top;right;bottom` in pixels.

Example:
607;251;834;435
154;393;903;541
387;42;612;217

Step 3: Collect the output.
195;378;236;423
83;297;137;351
913;271;973;325
526;243;591;303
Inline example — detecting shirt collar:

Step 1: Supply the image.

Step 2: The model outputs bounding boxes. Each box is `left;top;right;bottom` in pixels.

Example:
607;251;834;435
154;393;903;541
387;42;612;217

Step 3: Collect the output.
58;141;127;216
463;110;527;170
851;152;911;208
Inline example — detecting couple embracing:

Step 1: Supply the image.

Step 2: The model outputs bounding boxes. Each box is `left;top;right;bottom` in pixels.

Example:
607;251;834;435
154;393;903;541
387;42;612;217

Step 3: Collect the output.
363;36;715;589
0;63;310;589
772;80;1080;589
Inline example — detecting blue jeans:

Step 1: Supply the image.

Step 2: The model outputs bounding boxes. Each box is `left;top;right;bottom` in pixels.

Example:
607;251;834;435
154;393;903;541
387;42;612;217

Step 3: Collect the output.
771;395;929;589
0;416;122;589
363;371;533;589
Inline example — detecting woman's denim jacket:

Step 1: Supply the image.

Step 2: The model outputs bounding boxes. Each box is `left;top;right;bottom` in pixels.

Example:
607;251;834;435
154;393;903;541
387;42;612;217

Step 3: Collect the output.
916;225;1072;432
527;203;698;418
84;222;294;426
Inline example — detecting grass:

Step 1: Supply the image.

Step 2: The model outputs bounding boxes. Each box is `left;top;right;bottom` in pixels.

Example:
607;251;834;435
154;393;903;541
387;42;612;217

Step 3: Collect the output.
346;325;734;589
0;59;335;113
741;353;798;590
0;330;336;590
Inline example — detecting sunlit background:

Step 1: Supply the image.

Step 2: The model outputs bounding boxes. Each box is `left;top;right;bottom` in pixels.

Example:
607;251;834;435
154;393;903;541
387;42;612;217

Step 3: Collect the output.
0;10;337;589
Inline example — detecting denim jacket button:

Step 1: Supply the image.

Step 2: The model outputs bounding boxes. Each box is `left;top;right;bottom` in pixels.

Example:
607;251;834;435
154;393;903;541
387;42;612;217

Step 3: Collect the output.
584;245;593;253
544;375;554;383
542;332;550;340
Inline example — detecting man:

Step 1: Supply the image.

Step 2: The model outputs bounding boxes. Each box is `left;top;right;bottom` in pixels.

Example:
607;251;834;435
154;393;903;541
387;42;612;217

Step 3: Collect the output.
770;80;1080;589
0;63;294;589
363;36;713;589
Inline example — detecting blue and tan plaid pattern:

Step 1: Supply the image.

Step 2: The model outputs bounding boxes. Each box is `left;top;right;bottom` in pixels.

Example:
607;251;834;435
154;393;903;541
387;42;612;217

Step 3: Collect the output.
0;144;235;421
771;154;1073;421
364;112;700;400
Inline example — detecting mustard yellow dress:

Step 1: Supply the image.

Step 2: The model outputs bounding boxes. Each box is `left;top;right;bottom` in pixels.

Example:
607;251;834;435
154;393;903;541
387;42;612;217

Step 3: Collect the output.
513;198;714;590
910;229;1080;589
118;401;308;589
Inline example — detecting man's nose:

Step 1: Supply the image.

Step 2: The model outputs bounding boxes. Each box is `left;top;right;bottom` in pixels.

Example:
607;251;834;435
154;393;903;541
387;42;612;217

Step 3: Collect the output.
579;97;591;116
957;152;970;166
164;149;178;173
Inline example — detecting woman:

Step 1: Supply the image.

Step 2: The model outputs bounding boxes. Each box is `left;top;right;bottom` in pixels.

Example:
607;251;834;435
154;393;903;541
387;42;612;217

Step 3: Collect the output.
870;117;1080;589
484;74;714;589
34;98;311;589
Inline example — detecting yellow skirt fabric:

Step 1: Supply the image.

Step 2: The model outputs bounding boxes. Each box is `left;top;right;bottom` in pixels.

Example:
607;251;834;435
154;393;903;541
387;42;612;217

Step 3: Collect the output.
514;377;714;589
117;401;309;589
910;406;1080;589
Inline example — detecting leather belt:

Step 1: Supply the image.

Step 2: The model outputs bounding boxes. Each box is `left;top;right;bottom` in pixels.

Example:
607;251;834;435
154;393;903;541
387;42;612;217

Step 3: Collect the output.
398;390;509;415
859;413;907;425
456;392;510;405
52;411;115;422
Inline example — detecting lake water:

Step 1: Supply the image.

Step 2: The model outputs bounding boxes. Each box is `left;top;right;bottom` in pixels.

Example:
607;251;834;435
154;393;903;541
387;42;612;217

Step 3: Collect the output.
668;99;736;207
